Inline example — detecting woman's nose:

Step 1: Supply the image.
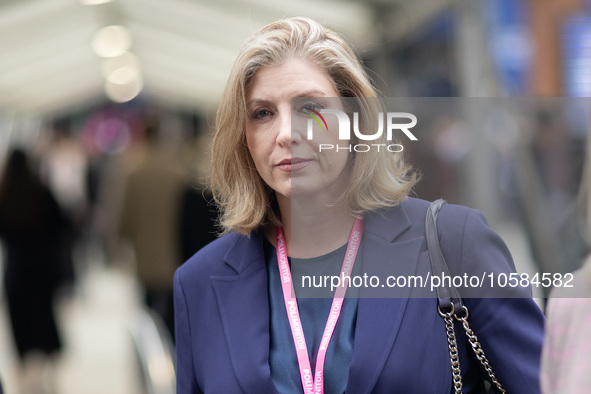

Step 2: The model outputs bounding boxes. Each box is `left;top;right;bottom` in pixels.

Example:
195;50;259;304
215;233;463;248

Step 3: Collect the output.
277;111;302;146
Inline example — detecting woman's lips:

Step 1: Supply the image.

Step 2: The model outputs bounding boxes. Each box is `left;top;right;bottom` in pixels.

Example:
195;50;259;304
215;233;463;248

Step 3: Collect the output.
276;158;311;171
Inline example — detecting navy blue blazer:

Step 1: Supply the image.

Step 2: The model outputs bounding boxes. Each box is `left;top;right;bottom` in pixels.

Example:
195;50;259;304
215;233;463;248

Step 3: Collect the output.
174;198;545;393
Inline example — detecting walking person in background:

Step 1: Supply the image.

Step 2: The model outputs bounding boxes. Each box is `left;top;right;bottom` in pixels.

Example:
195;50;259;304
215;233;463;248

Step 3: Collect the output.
118;124;190;342
177;121;219;261
174;17;545;393
541;134;591;394
0;148;68;394
37;125;89;289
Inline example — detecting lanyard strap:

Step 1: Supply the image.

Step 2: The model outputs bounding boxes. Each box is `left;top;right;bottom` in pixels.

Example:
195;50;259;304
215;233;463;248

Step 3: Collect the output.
276;218;364;394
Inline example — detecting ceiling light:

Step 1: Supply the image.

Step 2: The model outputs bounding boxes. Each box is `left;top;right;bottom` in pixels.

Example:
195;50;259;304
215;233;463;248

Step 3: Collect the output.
107;66;141;85
101;52;140;79
104;77;143;103
92;25;132;58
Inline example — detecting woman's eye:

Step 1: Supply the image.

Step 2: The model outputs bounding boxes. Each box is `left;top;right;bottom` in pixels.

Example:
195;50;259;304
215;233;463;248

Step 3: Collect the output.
252;109;272;120
301;103;323;114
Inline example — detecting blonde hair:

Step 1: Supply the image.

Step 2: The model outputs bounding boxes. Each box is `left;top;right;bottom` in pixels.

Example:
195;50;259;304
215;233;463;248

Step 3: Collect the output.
211;17;417;235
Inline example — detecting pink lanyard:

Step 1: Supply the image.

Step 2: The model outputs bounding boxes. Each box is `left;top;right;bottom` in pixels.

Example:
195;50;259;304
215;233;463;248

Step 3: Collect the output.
275;218;364;394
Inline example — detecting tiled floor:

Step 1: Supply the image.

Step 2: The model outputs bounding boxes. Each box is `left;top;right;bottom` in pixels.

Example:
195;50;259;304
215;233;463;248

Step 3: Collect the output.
0;263;145;394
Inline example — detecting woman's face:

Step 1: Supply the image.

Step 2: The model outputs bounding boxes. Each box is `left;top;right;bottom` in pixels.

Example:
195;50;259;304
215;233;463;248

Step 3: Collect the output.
245;58;350;201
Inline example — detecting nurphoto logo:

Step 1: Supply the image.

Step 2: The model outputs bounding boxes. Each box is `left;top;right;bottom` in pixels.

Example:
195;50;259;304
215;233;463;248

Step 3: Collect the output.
306;108;418;152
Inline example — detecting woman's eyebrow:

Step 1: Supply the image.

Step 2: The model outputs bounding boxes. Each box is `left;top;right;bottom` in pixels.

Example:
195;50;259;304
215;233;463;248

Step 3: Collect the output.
294;89;328;97
246;98;273;107
247;89;330;107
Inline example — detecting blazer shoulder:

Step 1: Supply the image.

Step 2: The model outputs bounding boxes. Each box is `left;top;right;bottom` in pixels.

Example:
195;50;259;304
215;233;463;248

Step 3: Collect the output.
438;202;490;239
395;197;495;256
401;197;481;230
398;196;429;214
396;197;476;228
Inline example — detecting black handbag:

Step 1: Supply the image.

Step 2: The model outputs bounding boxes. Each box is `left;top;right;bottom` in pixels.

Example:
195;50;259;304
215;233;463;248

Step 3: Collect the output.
425;199;506;394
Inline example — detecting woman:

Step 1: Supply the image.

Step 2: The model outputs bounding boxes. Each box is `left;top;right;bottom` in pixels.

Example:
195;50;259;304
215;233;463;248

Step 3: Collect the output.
0;148;66;392
174;17;544;393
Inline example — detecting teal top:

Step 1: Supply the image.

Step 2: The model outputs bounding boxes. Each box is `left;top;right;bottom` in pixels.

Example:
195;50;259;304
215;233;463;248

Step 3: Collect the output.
265;238;360;394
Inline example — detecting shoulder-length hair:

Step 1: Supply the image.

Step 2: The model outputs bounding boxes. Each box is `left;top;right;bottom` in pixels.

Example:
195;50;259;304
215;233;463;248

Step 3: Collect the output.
211;17;417;235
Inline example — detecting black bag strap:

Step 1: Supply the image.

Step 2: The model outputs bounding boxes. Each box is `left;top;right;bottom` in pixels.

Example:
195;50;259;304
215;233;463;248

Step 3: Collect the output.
425;199;464;314
426;199;507;393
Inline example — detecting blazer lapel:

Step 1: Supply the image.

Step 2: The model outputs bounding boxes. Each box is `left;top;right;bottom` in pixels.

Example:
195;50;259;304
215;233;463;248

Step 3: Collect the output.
210;231;279;394
346;204;426;394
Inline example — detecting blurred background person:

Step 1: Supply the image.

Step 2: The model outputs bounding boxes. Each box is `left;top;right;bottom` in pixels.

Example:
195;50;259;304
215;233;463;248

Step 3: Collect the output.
540;132;591;394
177;124;219;262
35;123;88;291
37;123;89;232
117;123;190;342
179;187;218;263
0;148;70;394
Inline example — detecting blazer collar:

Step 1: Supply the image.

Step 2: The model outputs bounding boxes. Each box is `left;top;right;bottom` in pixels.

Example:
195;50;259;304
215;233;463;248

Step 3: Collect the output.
221;200;413;274
222;229;266;274
364;201;412;243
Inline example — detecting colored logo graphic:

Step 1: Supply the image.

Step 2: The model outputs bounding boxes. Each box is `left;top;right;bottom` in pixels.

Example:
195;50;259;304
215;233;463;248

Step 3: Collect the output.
306;109;328;132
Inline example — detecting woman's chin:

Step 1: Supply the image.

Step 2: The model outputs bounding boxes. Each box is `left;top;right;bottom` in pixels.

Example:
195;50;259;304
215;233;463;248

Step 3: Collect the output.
274;177;348;203
275;182;319;200
276;187;317;201
286;182;318;199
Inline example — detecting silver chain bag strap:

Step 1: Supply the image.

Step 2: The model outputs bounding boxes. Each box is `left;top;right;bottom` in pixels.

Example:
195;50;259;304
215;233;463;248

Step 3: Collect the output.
426;199;507;394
